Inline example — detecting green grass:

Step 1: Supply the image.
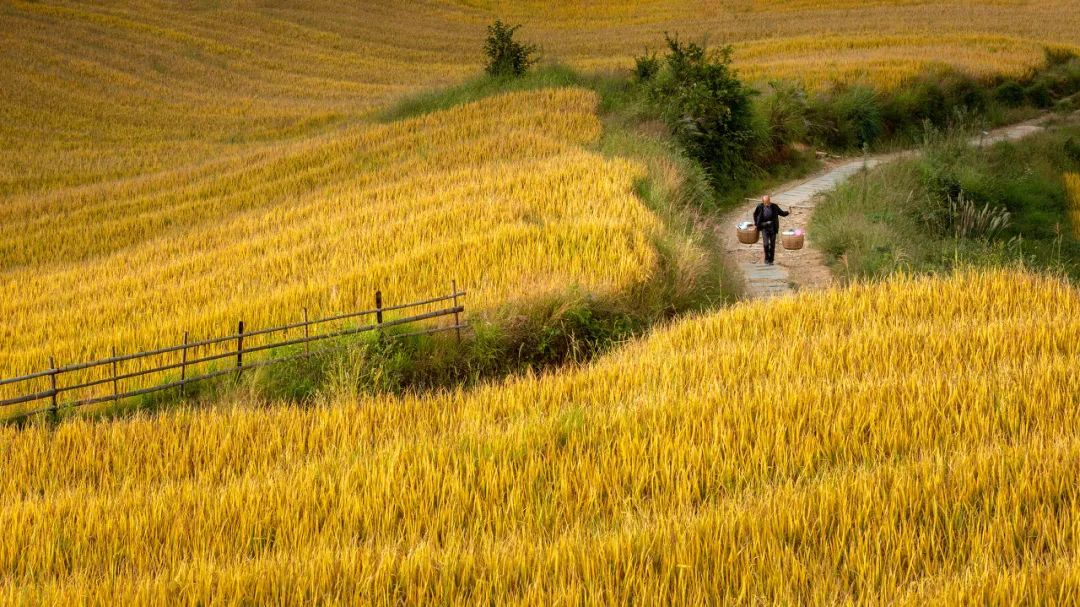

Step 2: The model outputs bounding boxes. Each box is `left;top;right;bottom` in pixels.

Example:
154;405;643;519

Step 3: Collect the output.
811;118;1080;282
802;53;1080;153
378;65;584;122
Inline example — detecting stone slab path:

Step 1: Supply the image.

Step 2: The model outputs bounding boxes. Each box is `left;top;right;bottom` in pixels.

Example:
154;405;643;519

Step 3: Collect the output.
720;119;1048;300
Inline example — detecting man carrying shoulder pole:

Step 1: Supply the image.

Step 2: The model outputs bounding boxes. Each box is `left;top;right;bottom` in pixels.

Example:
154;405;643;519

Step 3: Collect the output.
753;194;790;265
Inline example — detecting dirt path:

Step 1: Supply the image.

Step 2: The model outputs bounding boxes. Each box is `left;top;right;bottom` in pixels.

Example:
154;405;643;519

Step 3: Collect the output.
719;120;1048;299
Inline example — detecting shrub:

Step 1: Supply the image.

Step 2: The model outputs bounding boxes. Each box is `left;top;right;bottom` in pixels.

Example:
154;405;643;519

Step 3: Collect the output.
994;80;1026;107
942;73;989;113
648;34;757;189
1020;55;1080;108
484;20;538;78
880;78;945;138
810;85;882;149
756;80;810;159
1025;80;1054;108
915;124;976;214
1065;137;1080;164
1060;59;1080;92
911;78;947;122
633;50;660;82
1044;46;1078;67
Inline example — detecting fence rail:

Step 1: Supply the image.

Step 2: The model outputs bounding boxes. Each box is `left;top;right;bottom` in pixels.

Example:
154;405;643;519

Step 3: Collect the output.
1;287;466;423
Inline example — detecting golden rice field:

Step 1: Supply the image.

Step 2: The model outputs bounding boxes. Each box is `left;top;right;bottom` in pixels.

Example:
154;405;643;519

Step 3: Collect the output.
5;0;1080;194
3;3;1079;602
1068;173;1080;238
2;270;1078;604
0;88;665;387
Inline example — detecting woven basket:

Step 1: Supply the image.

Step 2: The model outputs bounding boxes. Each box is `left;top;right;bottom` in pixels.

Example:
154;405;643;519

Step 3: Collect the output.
737;225;759;244
781;231;804;250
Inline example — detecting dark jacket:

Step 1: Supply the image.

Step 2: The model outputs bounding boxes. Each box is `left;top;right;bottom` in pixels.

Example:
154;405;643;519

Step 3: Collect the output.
753;203;789;235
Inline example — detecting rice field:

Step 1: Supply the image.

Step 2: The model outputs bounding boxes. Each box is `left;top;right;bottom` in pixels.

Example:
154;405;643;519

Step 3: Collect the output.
481;1;1080;88
3;6;1080;599
0;88;664;384
2;270;1077;604
5;0;1080;192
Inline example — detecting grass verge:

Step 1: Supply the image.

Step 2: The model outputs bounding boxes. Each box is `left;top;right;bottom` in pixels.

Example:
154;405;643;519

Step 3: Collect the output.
811;116;1080;282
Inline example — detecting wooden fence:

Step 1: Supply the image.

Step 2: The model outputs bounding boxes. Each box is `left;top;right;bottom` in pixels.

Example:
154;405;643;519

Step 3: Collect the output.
0;287;466;424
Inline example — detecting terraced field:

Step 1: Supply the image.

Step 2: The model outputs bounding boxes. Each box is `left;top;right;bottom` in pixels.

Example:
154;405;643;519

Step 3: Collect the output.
4;3;1080;603
6;0;1078;193
3;0;1080;377
0;88;668;388
3;270;1077;603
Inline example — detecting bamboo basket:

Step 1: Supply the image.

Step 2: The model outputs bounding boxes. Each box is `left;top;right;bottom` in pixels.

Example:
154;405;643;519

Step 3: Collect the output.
781;230;804;250
737;223;759;244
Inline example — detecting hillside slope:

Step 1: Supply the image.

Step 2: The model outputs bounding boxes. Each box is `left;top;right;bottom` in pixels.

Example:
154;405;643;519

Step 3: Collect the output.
3;270;1077;604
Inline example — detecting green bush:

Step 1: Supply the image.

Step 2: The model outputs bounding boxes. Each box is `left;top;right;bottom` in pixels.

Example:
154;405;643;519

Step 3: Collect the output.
808;58;1080;152
941;72;989;113
821;71;989;149
484;20;538;78
1065;137;1080;163
810;85;882;149
633;50;660;82
1062;59;1080;91
1044;46;1078;67
647;34;757;189
994;80;1026;107
1025;80;1054;108
916;122;992;210
882;78;947;134
755;80;810;162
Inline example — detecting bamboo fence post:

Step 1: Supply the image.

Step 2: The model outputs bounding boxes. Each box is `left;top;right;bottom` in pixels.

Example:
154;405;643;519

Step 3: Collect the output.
180;331;189;397
236;321;245;380
375;291;384;341
452;281;462;344
48;356;58;415
111;346;119;405
303;307;310;353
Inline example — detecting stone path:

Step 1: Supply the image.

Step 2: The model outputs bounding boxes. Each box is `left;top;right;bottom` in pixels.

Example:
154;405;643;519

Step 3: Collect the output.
720;119;1048;300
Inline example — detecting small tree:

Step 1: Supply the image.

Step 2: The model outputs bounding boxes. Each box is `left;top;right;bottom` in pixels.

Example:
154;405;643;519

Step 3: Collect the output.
484;20;538;78
650;34;757;189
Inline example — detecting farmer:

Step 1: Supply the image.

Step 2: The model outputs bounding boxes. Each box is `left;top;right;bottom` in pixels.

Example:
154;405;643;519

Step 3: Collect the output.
753;194;790;265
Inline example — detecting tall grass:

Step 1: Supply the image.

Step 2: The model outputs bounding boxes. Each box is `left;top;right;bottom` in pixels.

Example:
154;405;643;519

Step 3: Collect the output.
1068;173;1080;238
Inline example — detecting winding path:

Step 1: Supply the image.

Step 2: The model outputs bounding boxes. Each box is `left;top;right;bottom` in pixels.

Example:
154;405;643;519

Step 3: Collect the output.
720;120;1047;299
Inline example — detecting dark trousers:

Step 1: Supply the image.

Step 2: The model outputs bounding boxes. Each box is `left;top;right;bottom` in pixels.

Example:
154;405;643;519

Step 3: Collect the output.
762;230;777;263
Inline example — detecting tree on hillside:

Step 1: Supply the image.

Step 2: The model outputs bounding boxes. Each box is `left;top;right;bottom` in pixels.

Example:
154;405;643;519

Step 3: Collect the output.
484;20;538;78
